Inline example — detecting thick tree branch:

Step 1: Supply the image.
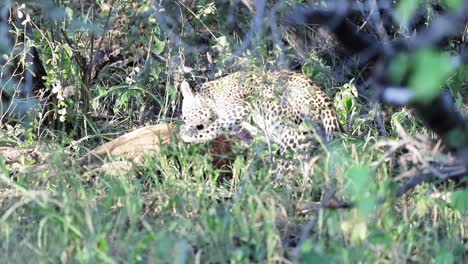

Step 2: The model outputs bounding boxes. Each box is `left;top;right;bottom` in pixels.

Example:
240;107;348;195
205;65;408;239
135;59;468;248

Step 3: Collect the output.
396;166;467;197
287;1;468;168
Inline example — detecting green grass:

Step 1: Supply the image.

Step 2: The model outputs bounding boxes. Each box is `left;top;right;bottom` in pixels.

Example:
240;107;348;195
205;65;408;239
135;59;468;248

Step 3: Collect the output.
1;1;466;262
0;131;466;263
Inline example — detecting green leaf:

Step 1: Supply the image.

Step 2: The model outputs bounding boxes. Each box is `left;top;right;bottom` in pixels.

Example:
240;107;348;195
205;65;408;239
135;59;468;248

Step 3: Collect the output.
435;250;454;264
408;49;456;103
450;188;468;213
152;36;166;55
0;158;9;175
359;195;377;216
344;97;353;114
302;63;320;79
368;231;393;248
415;198;429;216
388;53;409;84
351;221;368;242
444;127;468;149
97;236;109;254
444;0;464;9
300;239;326;263
347;166;377;217
347;166;373;195
395;0;421;28
137;3;150;14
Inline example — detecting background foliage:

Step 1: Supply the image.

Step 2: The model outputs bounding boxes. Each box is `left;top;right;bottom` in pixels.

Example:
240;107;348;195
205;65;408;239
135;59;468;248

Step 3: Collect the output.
0;0;467;263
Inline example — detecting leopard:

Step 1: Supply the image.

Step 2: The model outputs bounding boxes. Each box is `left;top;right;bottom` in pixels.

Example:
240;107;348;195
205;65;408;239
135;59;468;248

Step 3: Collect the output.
179;69;343;172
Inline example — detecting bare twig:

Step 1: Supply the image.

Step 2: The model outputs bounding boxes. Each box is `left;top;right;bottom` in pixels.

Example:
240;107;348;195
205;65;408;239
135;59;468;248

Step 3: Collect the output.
292;188;345;264
83;0;97;115
396;166;467;197
93;0;116;69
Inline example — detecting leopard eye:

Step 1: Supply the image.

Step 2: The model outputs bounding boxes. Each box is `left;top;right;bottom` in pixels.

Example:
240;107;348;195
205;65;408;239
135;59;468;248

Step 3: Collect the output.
196;124;204;130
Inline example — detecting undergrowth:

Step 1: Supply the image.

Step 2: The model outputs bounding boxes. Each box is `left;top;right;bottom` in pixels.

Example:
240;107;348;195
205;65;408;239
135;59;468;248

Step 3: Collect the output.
0;128;466;263
0;0;467;263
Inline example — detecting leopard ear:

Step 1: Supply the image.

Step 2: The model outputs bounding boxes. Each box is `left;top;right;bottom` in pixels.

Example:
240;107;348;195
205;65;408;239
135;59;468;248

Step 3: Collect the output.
180;80;194;98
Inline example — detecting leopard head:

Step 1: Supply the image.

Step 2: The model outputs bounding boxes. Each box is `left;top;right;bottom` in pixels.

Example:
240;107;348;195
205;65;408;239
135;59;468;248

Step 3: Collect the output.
180;81;214;131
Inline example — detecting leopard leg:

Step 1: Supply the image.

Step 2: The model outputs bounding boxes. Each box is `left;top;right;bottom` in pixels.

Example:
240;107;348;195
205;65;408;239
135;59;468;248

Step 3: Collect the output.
257;101;314;176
